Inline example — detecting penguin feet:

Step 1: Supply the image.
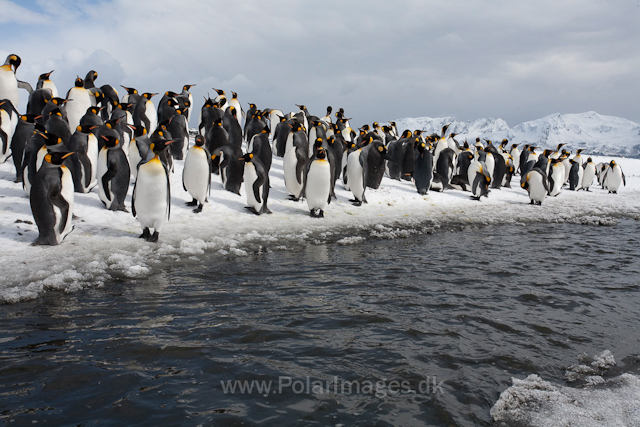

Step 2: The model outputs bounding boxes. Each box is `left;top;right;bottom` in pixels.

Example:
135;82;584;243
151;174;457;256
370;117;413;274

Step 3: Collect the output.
147;231;159;243
310;209;324;218
351;200;362;207
263;206;273;214
139;227;151;240
117;206;129;213
287;195;300;202
186;198;198;206
245;206;261;216
530;200;535;205
192;204;203;213
470;196;481;201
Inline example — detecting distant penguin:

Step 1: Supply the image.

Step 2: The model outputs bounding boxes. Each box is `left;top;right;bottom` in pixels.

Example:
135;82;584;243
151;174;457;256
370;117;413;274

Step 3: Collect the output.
30;150;75;245
120;85;141;105
603;160;625;194
67;124;99;193
568;159;583;191
177;84;195;123
183;135;212;213
413;141;433;195
468;161;491;200
240;153;271;215
217;143;244;195
283;123;309;201
228;91;243;128
304;146;332;217
521;167;550;205
509;144;521;173
582;158;596;191
65;77;93;131
97;135;131;211
132;139;174;242
0;99;19;163
547;159;565;197
11;113;37;182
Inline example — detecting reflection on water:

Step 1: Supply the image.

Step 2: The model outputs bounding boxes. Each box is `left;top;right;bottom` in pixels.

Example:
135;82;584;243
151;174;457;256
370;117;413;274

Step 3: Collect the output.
1;220;639;426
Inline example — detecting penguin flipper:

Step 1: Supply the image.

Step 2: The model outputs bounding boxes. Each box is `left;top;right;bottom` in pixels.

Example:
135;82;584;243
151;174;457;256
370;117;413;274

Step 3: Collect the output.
131;182;137;217
164;163;171;221
101;159;118;201
49;190;70;236
622;170;626;186
79;154;93;189
18;80;33;94
295;148;306;186
253;175;264;205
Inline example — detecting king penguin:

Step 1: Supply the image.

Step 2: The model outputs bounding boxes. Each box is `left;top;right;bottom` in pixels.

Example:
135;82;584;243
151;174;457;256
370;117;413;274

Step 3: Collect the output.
97;134;131;211
304;146;332;217
0;99;19;163
240;153;271;215
30;150;75;245
468;160;491;200
65;77;93;131
603;160;626;194
132;138;174;242
582;158;596;191
0;54;25;109
521;168;550;205
67;124;99;193
182;135;212;213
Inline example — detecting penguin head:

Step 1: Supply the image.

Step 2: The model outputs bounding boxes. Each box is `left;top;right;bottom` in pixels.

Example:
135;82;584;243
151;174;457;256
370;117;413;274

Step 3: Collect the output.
239;153;253;162
85;70;98;82
87;106;100;115
101;135;120;149
48;107;64;118
142;92;157;100
74;77;84;88
441;124;450;137
248;103;256;109
121;85;138;95
39;70;54;80
149;139;173;154
401;130;412;138
231;91;238;99
41;132;63;146
229;106;237;117
610;160;616;166
105;117;122;129
587;157;593;163
183;84;195;91
194;135;205;147
3;54;21;72
296;104;306;111
165;91;178;98
214;88;225;96
44;151;74;166
315;147;327;159
511;143;519;149
77;124;98;134
50;97;68;106
20;114;38;123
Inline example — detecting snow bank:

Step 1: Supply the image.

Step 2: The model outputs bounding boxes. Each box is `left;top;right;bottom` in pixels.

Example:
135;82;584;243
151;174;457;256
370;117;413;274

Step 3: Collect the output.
491;351;640;427
1;148;639;303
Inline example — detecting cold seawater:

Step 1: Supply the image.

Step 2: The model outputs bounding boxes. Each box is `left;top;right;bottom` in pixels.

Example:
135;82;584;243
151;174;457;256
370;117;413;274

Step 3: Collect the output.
1;220;639;426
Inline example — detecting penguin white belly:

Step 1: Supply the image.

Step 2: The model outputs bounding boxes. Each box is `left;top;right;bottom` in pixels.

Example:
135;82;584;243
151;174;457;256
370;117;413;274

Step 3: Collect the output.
562;160;571;183
283;148;303;198
549;166;564;197
86;134;98;191
341;151;350;190
219;151;228;187
433;140;447;167
346;150;365;201
576;166;584;189
306;160;331;211
467;161;483;197
0;109;13;162
129;140;142;178
183;147;209;204
66;88;92;130
605;168;622;192
135;159;169;231
308;128;317;157
582;164;595;190
244;162;263;212
229;99;242;128
96;148;113;208
485;154;495;178
0;69;19;108
42;81;58;98
528;173;547;203
59;166;74;242
145;101;157;134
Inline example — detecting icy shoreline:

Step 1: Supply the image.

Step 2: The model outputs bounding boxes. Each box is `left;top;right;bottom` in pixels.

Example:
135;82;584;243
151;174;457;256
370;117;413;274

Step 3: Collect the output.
1;154;639;304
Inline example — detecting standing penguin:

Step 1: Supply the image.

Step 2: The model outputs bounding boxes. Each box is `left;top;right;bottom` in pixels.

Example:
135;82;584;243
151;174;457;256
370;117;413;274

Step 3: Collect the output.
30;151;75;245
132;139;174;242
468;161;491;200
0;54;28;109
67;124;99;193
582;158;596;191
11;113;37;182
346;144;367;206
304;146;332;217
547;158;565;197
217;143;244;195
182;135;212;213
413;141;433;195
177;84;195;123
283;123;309;201
521;168;550;205
133;92;158;136
0;99;19;163
240;153;271;215
603;160;626;194
568;159;583;191
65;77;93;131
97;135;131;211
227;91;244;128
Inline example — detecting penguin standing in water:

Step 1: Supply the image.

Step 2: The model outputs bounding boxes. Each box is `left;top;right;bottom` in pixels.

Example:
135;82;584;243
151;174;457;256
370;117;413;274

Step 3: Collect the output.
97;135;131;211
30;151;75;245
182;135;212;213
132;139;174;242
65;77;93;131
582;158;596;191
521;168;550;205
67;124;99;193
413;140;433;195
304;146;332;217
240;153;271;215
603;160;626;194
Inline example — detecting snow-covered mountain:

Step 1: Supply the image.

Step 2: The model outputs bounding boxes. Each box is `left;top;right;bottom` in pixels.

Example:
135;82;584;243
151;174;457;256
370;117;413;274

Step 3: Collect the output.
394;112;640;157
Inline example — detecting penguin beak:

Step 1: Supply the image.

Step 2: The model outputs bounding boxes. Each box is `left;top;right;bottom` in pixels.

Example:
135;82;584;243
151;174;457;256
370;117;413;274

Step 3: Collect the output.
62;152;75;159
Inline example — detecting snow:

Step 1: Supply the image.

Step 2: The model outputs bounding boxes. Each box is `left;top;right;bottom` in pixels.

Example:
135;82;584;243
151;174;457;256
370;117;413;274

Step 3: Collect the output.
395;112;640;157
491;351;640;427
1;135;640;304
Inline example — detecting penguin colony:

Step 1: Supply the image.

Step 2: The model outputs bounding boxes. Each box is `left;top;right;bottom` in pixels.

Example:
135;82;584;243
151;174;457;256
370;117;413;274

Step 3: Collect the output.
0;54;628;245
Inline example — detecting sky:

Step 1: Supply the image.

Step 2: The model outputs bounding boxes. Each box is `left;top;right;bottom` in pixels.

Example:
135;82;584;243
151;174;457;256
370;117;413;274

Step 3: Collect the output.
2;0;640;128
